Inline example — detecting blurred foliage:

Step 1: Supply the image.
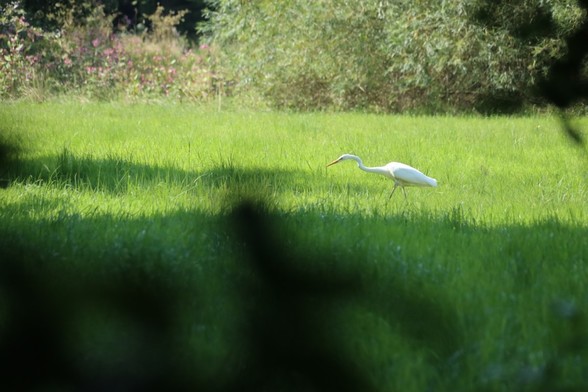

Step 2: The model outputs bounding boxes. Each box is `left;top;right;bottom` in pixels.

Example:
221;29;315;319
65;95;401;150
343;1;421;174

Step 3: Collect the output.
473;0;588;145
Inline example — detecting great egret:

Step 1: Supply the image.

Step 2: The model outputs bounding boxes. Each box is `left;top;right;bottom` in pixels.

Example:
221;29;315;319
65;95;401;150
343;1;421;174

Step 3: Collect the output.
326;154;437;200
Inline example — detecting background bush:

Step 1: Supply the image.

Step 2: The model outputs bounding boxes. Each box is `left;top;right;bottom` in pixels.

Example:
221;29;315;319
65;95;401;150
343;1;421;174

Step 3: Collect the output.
201;0;586;113
0;1;217;101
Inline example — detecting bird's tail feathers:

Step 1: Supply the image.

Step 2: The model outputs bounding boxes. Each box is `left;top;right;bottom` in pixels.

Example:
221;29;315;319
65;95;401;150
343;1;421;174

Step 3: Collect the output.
428;177;438;187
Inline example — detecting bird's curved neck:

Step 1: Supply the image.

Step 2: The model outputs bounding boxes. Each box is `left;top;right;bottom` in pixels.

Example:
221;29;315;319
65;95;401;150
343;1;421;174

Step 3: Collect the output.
351;156;387;175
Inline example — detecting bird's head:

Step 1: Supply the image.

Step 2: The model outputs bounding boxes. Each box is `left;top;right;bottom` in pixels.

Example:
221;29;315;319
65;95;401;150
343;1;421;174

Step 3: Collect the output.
326;154;356;167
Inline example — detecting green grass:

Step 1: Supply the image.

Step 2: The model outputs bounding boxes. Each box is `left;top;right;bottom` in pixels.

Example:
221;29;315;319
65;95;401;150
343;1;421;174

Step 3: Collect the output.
1;101;587;391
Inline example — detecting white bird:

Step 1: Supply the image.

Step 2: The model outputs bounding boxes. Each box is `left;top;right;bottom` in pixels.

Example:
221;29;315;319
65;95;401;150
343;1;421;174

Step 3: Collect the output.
326;154;437;200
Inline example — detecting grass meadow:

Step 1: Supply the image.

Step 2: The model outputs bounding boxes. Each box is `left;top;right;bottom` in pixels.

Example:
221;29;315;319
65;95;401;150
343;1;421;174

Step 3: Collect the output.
1;102;587;391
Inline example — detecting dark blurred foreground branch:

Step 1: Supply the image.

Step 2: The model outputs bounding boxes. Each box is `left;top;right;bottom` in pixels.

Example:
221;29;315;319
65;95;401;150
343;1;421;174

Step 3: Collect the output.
474;0;588;150
537;0;588;147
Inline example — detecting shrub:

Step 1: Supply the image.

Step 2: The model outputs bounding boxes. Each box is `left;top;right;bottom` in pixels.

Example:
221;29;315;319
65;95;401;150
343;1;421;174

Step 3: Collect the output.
0;1;219;102
0;2;47;99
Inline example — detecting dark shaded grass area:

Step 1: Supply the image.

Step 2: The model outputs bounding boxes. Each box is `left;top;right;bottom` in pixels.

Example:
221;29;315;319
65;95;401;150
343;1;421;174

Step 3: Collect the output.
1;197;587;391
0;202;464;392
0;146;368;197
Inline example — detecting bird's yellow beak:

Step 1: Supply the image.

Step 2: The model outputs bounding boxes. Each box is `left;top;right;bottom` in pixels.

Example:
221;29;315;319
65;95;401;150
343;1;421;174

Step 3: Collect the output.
326;159;340;167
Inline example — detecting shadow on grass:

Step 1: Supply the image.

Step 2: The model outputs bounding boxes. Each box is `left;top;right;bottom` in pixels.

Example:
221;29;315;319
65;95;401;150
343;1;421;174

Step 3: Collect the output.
1;147;369;197
1;196;587;391
1;147;367;195
0;200;463;392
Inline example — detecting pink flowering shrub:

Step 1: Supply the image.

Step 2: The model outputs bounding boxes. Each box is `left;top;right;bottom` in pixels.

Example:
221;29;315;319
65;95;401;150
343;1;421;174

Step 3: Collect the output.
0;2;47;97
0;1;221;101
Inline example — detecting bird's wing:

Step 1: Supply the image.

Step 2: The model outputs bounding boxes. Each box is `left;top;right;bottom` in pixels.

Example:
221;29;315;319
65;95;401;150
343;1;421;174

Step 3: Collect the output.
389;163;435;186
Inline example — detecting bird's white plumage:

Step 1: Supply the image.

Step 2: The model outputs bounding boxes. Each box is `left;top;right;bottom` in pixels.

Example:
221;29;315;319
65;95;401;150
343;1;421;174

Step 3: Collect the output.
384;162;437;187
326;154;437;199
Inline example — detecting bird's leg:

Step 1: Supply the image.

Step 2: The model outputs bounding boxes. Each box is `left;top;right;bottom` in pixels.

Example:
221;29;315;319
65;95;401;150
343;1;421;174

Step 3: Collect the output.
401;187;407;201
389;184;397;200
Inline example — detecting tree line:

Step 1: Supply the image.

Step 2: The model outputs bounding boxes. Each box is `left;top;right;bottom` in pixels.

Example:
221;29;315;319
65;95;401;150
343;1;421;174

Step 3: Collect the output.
8;0;588;114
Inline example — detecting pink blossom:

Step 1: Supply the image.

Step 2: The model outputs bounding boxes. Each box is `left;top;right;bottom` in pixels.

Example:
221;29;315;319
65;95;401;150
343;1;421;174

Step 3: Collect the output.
92;38;100;48
25;55;39;65
199;44;209;50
